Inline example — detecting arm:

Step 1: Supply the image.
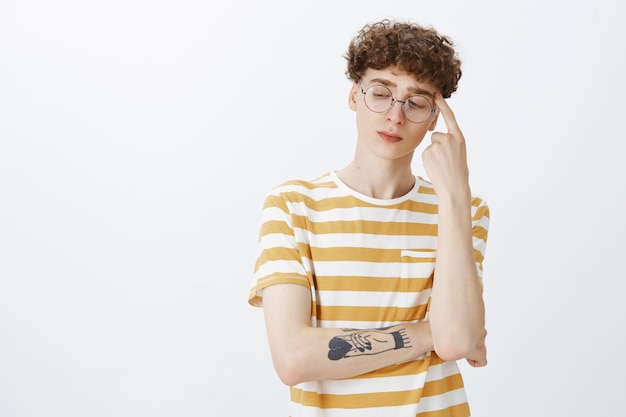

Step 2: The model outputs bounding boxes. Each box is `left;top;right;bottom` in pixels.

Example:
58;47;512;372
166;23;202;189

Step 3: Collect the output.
262;283;433;386
422;92;486;361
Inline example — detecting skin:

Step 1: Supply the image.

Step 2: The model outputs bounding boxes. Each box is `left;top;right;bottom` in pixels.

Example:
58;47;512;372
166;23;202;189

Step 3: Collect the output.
262;67;487;387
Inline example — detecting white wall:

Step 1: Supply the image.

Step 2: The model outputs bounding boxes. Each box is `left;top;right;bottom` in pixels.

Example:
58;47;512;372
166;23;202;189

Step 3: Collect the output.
1;1;624;416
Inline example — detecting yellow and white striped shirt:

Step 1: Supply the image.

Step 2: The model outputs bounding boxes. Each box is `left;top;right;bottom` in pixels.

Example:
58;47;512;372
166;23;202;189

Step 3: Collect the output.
249;171;490;417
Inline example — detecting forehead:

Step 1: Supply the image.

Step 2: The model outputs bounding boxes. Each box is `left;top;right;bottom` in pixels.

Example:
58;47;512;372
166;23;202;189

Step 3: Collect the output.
362;68;437;96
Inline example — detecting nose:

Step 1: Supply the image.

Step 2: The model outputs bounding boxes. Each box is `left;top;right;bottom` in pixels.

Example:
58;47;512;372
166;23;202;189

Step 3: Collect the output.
386;99;406;124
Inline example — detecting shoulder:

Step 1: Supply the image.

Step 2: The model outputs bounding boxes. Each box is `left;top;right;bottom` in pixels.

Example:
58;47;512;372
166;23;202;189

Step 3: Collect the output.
266;172;338;200
260;172;341;219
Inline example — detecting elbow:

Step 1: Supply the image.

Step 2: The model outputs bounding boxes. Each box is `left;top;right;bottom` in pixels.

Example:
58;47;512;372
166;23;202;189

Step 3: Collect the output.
434;340;475;362
433;329;484;362
272;349;309;387
275;367;303;387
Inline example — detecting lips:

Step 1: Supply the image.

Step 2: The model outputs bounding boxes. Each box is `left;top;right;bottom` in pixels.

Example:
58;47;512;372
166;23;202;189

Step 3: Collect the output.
378;131;403;143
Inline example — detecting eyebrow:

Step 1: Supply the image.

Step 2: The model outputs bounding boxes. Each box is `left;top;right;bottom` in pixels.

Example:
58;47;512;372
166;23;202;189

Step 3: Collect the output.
367;77;434;97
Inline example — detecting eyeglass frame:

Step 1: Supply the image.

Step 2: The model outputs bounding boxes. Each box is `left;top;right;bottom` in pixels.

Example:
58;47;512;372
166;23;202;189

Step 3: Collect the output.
358;80;438;124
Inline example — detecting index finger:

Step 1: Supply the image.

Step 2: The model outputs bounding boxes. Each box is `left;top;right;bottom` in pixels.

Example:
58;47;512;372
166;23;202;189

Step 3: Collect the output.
434;92;462;135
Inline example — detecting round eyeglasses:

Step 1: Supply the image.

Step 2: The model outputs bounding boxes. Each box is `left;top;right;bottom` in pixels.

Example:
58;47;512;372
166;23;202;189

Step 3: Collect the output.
359;82;437;123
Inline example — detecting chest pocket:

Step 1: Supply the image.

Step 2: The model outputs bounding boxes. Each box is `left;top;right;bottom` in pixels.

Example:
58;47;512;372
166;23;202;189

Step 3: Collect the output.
398;250;437;321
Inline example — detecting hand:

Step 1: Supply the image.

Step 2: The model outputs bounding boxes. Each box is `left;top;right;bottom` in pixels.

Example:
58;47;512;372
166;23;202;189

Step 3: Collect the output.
421;93;470;198
465;329;487;367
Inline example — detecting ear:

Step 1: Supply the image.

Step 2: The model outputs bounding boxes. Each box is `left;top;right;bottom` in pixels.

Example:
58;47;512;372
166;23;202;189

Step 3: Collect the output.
427;111;440;131
348;82;359;111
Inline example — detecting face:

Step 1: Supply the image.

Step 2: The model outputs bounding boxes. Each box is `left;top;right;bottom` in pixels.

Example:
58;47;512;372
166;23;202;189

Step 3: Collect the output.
348;68;439;164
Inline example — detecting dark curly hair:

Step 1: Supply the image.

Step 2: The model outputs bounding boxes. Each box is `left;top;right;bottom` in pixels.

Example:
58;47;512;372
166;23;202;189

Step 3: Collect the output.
344;19;462;98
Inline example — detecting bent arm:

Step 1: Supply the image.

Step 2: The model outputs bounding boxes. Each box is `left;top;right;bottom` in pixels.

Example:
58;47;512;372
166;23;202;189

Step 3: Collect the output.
262;283;433;386
428;193;485;361
423;93;488;361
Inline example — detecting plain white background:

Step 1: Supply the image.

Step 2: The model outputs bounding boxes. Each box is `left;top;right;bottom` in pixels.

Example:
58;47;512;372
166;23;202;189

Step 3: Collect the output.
1;0;624;416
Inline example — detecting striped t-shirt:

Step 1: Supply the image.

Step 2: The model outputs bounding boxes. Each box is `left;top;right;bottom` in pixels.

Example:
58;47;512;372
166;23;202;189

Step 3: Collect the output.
249;171;490;417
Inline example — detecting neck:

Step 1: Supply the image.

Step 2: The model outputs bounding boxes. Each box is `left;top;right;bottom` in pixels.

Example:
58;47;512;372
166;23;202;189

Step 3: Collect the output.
337;159;415;199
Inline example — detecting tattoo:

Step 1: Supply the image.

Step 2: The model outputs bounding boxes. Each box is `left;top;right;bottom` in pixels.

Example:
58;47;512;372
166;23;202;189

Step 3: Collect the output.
328;328;411;360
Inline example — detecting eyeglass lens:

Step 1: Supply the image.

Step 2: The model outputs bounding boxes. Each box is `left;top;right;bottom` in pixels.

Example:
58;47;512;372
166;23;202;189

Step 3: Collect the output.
363;85;432;123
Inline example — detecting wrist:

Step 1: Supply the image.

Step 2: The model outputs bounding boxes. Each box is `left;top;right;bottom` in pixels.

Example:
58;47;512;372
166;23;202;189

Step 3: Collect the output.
436;187;471;206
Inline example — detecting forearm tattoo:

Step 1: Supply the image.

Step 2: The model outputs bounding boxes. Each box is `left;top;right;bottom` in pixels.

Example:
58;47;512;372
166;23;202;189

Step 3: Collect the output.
327;327;411;360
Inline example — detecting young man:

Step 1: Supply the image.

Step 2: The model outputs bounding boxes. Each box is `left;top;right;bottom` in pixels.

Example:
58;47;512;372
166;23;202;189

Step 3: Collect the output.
248;18;490;416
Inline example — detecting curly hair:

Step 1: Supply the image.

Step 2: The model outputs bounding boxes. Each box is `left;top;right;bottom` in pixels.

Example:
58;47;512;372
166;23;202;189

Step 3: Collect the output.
344;19;462;98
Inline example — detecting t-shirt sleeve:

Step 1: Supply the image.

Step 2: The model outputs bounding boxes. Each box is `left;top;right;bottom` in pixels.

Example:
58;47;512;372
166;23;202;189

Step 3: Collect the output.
471;196;490;285
248;191;311;307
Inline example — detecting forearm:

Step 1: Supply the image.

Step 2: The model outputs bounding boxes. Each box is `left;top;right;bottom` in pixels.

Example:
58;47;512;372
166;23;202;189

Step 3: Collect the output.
271;321;433;386
262;283;434;385
429;192;485;360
